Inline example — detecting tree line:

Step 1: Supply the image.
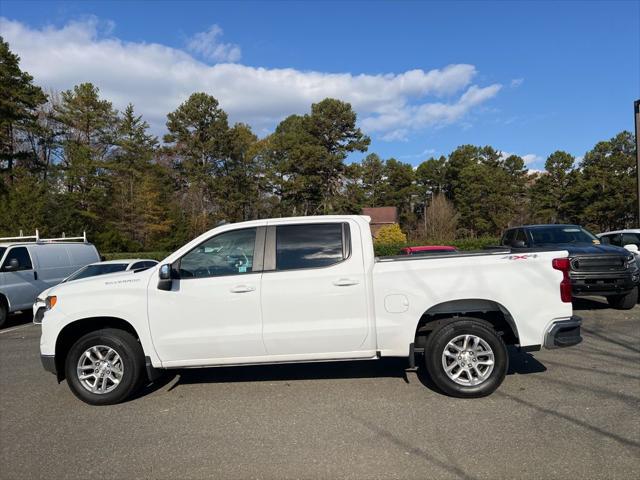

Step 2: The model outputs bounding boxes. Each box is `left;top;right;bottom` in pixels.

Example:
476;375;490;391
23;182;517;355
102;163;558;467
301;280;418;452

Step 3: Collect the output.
1;37;637;252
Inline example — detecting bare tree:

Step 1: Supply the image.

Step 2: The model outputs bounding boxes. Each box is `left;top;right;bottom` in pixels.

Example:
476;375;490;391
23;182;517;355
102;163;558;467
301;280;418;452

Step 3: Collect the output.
423;193;459;242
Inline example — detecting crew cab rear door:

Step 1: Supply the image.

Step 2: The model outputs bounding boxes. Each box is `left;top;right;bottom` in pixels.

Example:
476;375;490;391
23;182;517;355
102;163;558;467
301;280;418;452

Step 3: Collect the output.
260;220;373;357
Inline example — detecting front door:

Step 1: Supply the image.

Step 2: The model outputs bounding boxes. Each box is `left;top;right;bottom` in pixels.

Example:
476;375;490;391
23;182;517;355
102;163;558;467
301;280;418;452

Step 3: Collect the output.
260;221;372;357
148;227;266;366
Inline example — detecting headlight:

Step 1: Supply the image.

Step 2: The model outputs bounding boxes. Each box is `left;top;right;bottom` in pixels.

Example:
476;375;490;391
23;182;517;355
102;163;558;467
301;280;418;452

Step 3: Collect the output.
45;296;57;310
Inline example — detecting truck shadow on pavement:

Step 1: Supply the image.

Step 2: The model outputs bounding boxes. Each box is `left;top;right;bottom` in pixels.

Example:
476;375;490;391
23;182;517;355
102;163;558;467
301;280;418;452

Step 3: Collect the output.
571;297;610;311
0;311;33;330
144;347;546;398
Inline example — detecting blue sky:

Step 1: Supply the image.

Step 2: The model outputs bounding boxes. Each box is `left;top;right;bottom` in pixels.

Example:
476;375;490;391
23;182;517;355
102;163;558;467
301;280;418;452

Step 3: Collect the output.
1;0;638;170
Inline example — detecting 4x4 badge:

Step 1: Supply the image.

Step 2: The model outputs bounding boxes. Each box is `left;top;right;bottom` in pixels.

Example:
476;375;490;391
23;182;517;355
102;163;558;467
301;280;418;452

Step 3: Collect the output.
501;254;539;260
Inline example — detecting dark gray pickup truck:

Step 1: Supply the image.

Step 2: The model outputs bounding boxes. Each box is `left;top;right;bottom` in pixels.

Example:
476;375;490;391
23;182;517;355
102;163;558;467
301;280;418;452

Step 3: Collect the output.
501;224;639;309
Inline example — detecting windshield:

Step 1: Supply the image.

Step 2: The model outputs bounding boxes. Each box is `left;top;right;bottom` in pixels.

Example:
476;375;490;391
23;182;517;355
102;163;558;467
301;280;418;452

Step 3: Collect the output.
530;226;599;245
0;247;6;261
64;263;128;282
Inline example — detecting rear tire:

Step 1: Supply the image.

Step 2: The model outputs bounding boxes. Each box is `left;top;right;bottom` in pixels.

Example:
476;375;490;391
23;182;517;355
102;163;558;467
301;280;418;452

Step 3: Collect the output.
0;302;6;328
65;328;145;405
606;287;638;310
424;318;508;398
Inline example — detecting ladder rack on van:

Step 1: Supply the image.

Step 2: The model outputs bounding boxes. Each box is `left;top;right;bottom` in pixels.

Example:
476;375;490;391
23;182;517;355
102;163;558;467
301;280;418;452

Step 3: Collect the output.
0;229;88;243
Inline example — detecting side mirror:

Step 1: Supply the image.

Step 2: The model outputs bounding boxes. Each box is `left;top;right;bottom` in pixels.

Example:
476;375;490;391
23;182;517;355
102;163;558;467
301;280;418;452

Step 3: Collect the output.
157;264;174;291
512;240;527;248
3;258;19;271
624;244;639;253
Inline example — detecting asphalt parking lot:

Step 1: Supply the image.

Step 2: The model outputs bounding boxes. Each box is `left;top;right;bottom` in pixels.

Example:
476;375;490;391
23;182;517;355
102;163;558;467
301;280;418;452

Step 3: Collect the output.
1;298;638;480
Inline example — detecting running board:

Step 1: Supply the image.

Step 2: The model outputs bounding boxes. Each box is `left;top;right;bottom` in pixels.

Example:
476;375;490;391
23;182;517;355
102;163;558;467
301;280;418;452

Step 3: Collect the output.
164;354;380;370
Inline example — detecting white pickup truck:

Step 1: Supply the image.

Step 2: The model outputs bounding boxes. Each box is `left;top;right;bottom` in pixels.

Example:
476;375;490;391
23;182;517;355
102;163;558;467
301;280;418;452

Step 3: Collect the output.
39;215;581;405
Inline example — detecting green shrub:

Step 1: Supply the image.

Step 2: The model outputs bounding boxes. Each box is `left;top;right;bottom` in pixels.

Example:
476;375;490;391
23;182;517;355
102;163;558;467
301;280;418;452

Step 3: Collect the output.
374;224;407;245
450;237;501;250
102;251;170;262
373;243;405;257
373;236;500;257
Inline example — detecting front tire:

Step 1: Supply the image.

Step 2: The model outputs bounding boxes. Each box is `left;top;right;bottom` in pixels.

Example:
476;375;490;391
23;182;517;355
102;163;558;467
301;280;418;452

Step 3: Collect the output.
65;328;144;405
606;287;638;310
424;318;508;398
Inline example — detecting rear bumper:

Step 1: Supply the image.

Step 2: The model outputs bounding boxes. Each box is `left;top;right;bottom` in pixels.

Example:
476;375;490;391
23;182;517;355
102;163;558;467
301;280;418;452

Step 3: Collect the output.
544;316;582;349
40;354;57;375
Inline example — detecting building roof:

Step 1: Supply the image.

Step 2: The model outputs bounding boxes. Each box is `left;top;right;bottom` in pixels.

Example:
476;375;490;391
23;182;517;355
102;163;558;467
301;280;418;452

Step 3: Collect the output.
361;207;398;224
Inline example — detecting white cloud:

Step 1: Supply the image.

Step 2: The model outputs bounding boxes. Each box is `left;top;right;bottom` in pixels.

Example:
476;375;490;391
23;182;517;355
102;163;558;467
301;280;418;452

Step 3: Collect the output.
380;129;410;142
360;83;502;137
521;153;543;165
500;151;543;166
0;17;503;140
186;24;241;63
510;78;524;88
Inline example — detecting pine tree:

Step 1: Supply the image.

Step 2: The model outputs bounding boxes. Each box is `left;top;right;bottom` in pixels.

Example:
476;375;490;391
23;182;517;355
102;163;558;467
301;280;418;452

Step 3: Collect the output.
0;36;47;179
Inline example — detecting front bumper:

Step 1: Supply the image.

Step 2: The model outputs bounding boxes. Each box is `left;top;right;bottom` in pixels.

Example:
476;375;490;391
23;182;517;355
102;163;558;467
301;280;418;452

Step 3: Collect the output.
41;354;57;375
544;316;582;349
33;306;45;325
571;271;639;297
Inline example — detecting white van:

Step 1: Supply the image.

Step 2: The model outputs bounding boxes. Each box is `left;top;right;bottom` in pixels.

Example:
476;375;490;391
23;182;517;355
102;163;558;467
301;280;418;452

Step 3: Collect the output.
0;231;100;327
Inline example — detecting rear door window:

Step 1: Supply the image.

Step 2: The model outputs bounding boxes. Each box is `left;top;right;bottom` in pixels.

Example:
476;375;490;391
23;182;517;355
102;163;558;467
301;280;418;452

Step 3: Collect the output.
275;223;346;271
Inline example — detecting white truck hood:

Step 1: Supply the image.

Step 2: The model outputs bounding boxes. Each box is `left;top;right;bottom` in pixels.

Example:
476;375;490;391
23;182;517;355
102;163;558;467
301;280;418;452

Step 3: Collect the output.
46;269;147;298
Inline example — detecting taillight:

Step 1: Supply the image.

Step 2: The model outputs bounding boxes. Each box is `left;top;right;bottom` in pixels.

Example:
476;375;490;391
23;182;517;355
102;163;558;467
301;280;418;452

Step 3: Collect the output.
552;258;572;303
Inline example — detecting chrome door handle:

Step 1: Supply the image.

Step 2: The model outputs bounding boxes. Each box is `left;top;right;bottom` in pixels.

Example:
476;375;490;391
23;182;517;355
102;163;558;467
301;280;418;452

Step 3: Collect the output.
230;284;255;293
333;278;360;287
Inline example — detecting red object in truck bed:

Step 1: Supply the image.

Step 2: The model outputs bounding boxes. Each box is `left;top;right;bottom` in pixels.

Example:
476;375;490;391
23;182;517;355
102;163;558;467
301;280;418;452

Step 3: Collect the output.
401;245;458;255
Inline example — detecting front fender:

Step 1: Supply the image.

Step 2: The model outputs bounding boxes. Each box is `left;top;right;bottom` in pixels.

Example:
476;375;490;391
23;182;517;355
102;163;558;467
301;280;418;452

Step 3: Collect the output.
39;282;161;367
